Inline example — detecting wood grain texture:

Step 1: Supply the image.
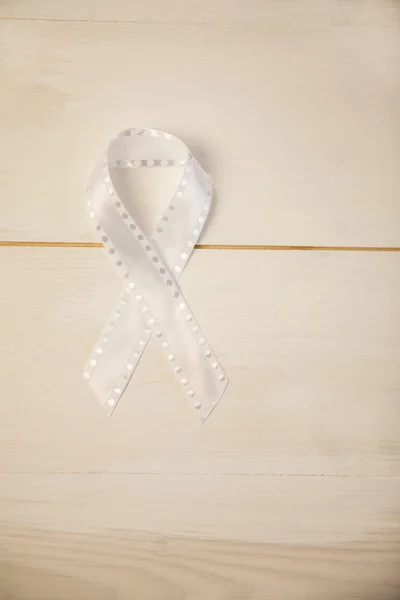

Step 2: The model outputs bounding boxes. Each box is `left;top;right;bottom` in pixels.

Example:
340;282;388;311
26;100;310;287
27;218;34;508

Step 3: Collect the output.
1;2;400;597
1;477;400;599
0;8;399;245
1;0;399;25
2;529;400;600
3;474;400;545
1;247;399;476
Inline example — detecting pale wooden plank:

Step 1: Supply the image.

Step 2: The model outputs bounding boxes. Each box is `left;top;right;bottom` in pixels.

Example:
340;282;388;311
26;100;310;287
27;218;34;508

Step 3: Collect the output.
1;0;397;25
0;0;313;23
1;247;399;475
4;474;398;544
1;475;399;599
1;0;399;27
0;16;399;245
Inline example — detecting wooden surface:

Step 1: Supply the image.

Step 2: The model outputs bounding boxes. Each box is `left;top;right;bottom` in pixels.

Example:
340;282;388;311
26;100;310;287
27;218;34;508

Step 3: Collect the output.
1;2;400;599
0;2;399;245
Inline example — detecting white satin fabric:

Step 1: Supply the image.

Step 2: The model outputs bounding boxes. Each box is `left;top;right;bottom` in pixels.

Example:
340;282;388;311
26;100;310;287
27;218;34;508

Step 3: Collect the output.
83;128;228;422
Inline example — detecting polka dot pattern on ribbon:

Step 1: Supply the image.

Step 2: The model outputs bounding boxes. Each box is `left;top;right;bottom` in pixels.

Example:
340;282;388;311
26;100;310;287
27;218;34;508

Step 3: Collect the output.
83;128;228;422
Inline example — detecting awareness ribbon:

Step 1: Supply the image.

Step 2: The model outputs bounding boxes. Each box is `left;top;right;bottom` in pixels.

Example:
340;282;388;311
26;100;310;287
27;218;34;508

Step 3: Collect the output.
83;128;228;422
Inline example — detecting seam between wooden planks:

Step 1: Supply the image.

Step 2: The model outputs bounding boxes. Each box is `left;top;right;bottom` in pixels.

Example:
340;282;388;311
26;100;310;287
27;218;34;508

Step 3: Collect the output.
0;16;188;24
0;16;311;26
0;241;400;252
2;472;399;478
1;16;284;26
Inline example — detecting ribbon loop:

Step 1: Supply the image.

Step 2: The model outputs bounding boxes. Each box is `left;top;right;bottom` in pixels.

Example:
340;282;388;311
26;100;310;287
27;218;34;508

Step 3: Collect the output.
83;128;228;422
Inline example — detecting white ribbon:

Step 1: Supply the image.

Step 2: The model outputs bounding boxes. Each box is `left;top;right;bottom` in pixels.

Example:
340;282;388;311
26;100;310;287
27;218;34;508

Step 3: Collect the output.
83;128;228;422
